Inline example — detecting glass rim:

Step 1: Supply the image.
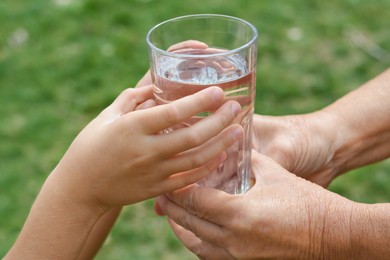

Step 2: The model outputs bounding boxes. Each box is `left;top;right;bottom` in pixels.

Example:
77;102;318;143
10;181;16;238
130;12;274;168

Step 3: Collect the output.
146;14;259;59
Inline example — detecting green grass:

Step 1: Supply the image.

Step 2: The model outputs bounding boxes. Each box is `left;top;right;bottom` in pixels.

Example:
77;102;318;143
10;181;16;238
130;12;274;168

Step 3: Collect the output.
1;0;390;259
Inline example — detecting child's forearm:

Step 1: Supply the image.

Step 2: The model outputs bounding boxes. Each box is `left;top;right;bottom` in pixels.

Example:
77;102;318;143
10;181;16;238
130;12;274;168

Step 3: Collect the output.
4;175;105;260
77;207;122;260
322;68;390;175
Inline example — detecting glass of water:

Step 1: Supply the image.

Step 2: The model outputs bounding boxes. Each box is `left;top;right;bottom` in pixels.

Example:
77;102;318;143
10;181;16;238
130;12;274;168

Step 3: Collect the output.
147;14;258;194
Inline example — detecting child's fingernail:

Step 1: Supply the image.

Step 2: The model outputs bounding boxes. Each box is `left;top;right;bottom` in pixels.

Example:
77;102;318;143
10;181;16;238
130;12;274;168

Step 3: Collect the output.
231;102;241;116
210;87;223;101
232;126;244;139
219;151;228;162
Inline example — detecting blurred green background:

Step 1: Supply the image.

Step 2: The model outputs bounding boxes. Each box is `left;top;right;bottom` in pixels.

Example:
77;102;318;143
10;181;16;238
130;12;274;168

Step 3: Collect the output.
1;0;389;259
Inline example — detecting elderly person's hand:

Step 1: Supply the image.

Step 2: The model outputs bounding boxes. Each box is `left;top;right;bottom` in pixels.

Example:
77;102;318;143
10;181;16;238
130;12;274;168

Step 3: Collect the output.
157;150;390;259
252;68;390;187
251;112;339;187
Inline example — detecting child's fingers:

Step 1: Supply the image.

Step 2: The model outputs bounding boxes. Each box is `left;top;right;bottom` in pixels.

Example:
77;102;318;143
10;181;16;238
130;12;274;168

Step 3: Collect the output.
158;153;227;192
155;100;241;156
135;70;153;88
131;87;226;134
158;124;243;174
109;86;154;114
135;99;156;111
167;40;208;52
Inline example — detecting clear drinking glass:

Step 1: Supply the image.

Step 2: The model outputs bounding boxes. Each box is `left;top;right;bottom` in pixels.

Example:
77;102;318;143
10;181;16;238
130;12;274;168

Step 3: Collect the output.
147;14;258;194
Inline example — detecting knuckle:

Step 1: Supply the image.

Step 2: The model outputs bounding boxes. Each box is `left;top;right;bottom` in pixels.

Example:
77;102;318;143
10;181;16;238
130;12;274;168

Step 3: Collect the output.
227;247;242;259
119;88;134;97
165;104;181;124
186;242;205;259
193;247;208;260
119;88;139;103
213;114;231;133
184;132;203;148
186;191;203;216
218;233;244;259
224;238;241;258
219;110;233;128
177;214;195;233
223;101;238;121
204;161;217;175
223;217;253;258
189;153;206;168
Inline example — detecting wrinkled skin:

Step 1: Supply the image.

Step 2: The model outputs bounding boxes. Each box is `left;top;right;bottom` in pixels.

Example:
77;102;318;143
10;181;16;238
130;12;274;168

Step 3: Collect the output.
156;151;354;259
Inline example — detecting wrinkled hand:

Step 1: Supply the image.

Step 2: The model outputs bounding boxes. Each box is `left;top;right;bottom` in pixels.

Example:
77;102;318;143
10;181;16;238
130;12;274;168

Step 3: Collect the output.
252;112;343;187
50;86;243;211
157;150;354;259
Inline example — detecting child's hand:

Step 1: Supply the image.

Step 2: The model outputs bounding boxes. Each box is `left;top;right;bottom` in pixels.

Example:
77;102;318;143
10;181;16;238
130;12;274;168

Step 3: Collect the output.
49;85;243;212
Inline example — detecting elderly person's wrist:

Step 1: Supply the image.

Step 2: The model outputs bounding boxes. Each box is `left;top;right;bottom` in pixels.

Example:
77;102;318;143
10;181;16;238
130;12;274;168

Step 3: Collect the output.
321;69;390;176
308;179;390;260
318;196;355;259
294;189;355;259
348;202;390;259
320;103;390;177
309;108;352;177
